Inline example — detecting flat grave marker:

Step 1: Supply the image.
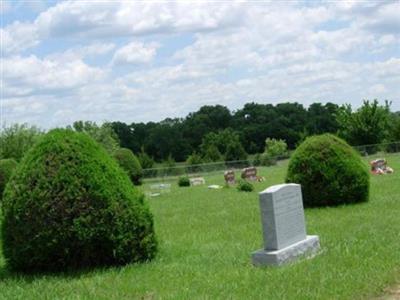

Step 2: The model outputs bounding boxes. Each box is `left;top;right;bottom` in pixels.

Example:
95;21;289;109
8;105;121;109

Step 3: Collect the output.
190;177;206;186
147;183;171;197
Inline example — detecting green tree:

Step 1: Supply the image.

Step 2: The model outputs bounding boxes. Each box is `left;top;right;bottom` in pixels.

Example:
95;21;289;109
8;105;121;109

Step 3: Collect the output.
183;105;232;150
261;138;288;166
385;112;400;152
200;128;243;157
70;121;120;154
186;152;203;165
145;119;191;161
264;138;288;157
137;147;155;169
0;123;43;162
306;102;339;135
225;141;247;161
202;145;223;162
232;102;307;151
337;100;391;146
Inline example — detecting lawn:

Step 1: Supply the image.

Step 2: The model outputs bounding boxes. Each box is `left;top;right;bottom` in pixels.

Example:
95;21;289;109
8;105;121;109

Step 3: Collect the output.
0;154;399;299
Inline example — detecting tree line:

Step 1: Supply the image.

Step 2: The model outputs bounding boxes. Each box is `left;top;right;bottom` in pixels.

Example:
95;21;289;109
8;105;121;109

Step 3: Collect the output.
110;100;399;163
1;100;400;167
111;102;339;162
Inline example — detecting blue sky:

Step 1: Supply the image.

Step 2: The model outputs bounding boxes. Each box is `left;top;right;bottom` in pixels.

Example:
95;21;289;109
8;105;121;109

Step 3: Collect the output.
1;0;400;128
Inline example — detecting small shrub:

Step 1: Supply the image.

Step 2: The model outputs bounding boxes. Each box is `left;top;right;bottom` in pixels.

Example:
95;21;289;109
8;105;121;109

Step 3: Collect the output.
237;179;254;192
2;129;157;272
286;134;369;207
0;159;17;200
178;176;190;187
114;148;143;185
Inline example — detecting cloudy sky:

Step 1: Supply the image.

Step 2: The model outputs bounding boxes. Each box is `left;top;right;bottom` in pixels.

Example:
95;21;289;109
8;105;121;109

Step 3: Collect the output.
1;0;400;128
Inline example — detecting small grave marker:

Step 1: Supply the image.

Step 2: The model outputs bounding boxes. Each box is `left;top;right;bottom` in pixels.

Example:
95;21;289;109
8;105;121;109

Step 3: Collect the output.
190;177;206;186
252;183;320;266
224;170;235;185
241;167;257;181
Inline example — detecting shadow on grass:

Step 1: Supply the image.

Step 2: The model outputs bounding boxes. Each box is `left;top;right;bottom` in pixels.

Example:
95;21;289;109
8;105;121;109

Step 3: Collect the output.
0;261;124;283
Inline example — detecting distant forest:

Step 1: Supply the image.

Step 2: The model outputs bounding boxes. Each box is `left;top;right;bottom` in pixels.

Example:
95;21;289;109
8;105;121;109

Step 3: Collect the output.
110;101;400;162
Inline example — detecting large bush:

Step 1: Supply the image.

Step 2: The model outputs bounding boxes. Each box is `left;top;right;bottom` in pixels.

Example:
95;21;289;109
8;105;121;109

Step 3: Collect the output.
286;134;369;207
0;159;17;201
114;148;143;185
1;129;157;272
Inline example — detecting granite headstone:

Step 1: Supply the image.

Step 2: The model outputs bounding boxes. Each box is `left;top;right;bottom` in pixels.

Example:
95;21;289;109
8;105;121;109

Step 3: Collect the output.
224;170;235;185
241;167;257;181
252;183;320;266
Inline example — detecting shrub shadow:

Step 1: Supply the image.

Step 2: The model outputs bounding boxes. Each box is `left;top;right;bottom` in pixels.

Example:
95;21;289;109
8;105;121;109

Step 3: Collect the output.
0;261;123;283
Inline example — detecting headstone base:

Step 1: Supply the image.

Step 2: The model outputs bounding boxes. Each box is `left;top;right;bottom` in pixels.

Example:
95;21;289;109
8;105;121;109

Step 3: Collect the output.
252;235;320;266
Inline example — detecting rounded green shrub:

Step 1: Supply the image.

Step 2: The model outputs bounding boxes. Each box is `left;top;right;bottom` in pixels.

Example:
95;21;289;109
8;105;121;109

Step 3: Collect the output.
237;179;254;192
0;158;17;201
286;134;369;207
1;129;157;272
178;176;190;187
114;148;143;185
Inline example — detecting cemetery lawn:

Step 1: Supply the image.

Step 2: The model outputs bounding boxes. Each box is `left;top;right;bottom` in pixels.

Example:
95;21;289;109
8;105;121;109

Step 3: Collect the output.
1;154;400;299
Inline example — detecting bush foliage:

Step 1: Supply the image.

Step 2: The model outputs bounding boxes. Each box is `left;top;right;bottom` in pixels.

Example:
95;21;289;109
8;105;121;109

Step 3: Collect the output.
286;134;369;207
0;159;17;201
114;148;143;185
260;138;288;166
1;129;157;272
237;179;254;192
178;176;190;187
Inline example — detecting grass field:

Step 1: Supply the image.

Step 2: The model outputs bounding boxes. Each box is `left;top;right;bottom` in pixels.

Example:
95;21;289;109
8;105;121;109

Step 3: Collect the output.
1;154;400;299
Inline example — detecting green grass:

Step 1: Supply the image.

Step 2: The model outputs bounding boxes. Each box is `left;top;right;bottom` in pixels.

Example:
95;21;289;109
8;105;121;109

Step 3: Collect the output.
1;154;400;299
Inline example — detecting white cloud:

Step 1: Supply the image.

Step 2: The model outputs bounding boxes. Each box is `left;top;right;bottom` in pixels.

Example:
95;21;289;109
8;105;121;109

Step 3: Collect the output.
35;1;243;37
111;42;158;65
2;55;106;98
1;22;40;55
46;42;115;61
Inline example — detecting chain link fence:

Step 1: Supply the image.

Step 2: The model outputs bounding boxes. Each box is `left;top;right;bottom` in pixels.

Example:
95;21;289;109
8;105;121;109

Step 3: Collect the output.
353;141;400;156
142;154;289;182
142;141;400;182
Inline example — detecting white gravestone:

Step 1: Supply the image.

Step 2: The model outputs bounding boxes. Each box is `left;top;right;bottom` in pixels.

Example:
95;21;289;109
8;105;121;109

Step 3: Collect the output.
252;183;320;266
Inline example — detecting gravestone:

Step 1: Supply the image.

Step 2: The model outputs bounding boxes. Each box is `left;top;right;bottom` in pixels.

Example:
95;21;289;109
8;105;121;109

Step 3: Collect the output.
252;183;320;266
148;183;171;197
224;170;235;185
190;177;206;186
241;167;257;181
